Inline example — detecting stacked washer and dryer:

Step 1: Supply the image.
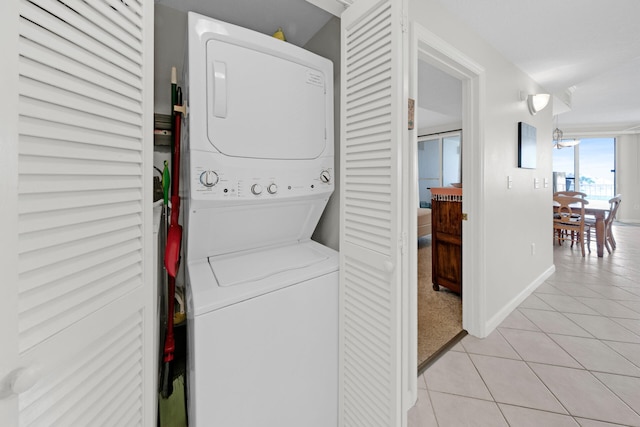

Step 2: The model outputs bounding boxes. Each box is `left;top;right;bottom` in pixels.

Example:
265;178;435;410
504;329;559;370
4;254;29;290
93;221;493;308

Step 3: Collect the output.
183;12;338;427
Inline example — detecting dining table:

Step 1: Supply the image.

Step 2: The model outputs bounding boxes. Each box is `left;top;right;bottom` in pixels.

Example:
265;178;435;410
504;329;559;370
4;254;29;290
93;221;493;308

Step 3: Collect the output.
555;199;611;257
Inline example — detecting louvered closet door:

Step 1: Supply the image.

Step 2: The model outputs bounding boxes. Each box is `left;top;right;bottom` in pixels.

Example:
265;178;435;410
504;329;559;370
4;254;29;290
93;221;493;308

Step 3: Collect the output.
0;0;154;425
340;0;407;426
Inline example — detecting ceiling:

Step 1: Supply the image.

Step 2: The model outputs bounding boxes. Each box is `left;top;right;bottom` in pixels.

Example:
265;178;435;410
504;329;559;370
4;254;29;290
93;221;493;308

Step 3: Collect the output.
157;0;640;135
434;0;640;135
417;60;462;133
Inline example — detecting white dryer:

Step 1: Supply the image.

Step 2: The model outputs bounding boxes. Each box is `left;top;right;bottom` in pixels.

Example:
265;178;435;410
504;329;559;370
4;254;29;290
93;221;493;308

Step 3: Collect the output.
183;13;337;427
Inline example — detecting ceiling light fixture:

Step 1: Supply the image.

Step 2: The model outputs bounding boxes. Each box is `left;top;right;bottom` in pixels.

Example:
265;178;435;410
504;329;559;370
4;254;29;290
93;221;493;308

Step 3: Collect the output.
552;115;580;149
555;139;580;149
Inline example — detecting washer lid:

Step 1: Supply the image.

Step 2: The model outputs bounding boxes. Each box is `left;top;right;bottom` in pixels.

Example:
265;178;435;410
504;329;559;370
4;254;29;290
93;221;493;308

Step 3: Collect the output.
209;242;330;287
188;240;338;316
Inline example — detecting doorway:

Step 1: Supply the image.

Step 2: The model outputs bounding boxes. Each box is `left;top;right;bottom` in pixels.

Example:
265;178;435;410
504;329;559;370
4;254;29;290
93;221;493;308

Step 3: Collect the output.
414;61;464;369
409;24;486;374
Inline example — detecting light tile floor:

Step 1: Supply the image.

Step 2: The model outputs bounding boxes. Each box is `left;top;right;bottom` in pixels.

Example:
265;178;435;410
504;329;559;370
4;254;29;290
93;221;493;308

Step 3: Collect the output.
409;223;640;426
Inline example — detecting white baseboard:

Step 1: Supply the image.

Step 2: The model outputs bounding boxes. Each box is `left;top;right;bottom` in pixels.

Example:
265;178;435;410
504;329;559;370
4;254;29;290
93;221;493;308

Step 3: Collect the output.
484;264;556;334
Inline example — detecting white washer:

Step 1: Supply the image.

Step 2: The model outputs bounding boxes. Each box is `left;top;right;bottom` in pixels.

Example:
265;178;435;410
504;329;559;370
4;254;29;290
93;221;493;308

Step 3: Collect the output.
187;241;338;426
183;13;337;427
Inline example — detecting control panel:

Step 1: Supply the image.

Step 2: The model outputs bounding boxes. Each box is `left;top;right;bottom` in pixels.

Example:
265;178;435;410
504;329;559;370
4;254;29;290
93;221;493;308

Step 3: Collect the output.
189;152;334;203
200;170;219;187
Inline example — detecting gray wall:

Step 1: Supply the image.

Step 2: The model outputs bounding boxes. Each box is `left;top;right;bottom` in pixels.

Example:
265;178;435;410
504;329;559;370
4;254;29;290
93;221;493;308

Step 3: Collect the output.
305;17;341;251
154;4;187;115
154;5;187;174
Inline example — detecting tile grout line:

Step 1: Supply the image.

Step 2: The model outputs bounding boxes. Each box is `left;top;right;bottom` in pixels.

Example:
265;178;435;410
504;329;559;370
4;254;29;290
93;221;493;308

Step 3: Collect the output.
517;306;596;339
588;370;640;419
423;386;441;427
601;340;640;371
412;225;640;427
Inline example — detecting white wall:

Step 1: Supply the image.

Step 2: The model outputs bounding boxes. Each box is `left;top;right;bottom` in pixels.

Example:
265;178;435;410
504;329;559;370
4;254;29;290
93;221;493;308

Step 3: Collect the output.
616;134;640;223
305;17;341;251
410;0;555;328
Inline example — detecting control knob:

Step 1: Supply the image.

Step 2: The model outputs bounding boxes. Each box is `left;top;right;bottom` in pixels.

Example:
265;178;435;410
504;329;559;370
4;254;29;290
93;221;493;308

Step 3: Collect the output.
320;170;331;183
251;183;263;195
200;170;219;187
267;183;278;194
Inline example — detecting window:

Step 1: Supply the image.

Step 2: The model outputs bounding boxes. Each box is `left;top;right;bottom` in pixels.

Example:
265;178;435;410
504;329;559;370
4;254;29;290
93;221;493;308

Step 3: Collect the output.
417;131;461;207
552;137;616;200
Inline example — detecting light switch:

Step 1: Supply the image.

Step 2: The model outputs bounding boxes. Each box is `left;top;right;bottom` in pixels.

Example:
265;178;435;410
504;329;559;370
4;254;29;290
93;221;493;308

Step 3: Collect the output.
544;177;549;188
507;176;513;189
534;178;540;189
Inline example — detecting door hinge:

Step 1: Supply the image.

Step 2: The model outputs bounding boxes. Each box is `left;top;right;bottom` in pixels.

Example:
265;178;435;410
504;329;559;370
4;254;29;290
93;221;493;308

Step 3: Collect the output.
401;14;408;33
408;98;415;130
400;231;407;254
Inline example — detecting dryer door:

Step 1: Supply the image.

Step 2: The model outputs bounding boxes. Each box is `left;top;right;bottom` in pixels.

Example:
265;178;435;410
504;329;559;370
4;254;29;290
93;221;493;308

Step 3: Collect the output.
206;38;330;160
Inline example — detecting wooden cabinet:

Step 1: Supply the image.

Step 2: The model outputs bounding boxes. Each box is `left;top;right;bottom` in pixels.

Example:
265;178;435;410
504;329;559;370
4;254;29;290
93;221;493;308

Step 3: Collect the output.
431;189;462;294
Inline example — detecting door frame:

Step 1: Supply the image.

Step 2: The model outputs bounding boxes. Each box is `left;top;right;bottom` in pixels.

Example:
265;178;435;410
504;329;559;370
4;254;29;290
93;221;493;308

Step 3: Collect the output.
409;23;487;338
0;0;19;421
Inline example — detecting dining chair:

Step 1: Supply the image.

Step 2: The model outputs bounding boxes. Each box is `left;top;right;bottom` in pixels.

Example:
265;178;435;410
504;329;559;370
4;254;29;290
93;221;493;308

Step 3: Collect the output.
554;190;588;199
553;195;590;257
553;190;596;242
553;191;586;243
554;191;588;218
586;195;621;254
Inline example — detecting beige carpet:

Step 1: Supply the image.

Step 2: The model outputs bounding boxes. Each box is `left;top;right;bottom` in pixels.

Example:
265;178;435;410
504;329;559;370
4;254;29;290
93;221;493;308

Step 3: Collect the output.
417;236;463;369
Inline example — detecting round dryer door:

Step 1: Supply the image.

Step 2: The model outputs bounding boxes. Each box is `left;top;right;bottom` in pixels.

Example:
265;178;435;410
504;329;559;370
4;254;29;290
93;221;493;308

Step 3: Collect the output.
205;35;332;160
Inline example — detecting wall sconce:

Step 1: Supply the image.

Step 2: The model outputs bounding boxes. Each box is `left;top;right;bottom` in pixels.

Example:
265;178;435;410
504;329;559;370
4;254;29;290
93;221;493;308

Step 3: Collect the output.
520;92;551;115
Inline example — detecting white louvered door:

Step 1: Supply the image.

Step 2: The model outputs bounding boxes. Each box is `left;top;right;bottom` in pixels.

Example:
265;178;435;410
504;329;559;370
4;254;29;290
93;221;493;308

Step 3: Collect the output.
0;0;154;425
339;0;409;425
